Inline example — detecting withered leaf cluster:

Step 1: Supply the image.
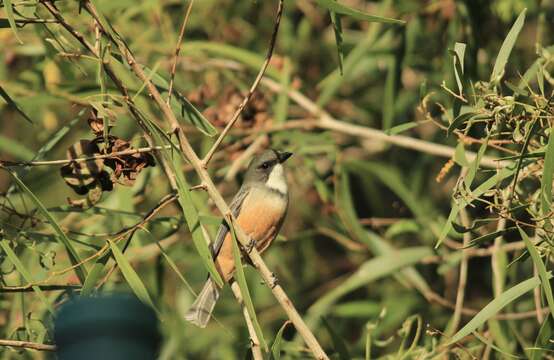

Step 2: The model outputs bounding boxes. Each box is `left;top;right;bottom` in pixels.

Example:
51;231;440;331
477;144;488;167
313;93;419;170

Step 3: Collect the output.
188;85;271;129
60;136;154;197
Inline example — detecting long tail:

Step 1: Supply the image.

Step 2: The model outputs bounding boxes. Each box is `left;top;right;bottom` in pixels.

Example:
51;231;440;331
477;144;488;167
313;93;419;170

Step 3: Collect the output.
184;278;220;328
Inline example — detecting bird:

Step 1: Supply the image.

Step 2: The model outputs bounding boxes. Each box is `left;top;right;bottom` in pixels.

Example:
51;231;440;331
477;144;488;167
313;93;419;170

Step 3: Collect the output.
185;149;293;328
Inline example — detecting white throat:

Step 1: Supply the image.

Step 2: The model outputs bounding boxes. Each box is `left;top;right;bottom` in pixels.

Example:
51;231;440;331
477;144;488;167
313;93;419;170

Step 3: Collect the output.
266;164;287;194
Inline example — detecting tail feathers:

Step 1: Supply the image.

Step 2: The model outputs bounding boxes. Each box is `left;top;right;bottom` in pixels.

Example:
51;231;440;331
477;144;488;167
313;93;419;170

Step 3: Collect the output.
185;279;220;328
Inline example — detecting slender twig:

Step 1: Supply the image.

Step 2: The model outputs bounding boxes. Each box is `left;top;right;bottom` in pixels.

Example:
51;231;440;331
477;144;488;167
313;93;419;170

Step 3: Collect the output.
40;0;180;192
0;145;172;167
80;1;328;358
0;284;80;293
425;289;550;320
1;193;178;291
230;280;263;360
492;197;508;297
0;339;56;351
200;0;284;168
533;263;545;324
448;204;471;336
224;135;269;181
261;78;511;169
167;0;194;106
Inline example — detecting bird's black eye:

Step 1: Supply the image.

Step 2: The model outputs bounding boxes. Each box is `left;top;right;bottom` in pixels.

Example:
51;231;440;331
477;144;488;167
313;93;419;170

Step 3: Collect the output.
259;161;271;170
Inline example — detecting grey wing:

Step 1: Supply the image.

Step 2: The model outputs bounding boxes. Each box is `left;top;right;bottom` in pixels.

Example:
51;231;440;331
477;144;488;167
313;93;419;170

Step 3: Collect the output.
210;186;250;258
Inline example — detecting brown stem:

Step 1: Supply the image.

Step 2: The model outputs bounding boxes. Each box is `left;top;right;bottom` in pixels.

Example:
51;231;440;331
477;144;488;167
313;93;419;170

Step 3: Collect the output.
166;0;194;106
0;339;56;351
230;280;264;360
200;0;284;168
80;1;328;358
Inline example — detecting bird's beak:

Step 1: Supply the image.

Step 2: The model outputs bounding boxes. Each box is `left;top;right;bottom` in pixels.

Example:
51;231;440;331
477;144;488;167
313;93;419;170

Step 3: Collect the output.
278;151;293;163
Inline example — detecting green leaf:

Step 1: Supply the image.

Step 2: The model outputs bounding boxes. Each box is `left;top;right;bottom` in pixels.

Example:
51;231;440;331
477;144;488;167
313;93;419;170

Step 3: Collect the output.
332;301;381;318
540;128;554;227
464;134;489;190
529;317;553;360
183;41;281;79
176;94;217;137
3;0;22;44
518;227;554;321
305;246;432;328
316;0;393;106
81;260;107;297
452;42;466;94
0;86;33;124
466;227;517;247
271;321;291;360
172;155;223;287
0;238;54;314
334;164;432;294
315;0;405;24
330;6;344;75
437;166;515;247
453;142;469;167
447;112;479;137
384;122;418;136
6;170;87;284
490;9;527;82
0;134;34;161
472;331;521;359
448;274;549;344
322;317;350;360
383;57;397;130
229;222;268;351
108;239;159;314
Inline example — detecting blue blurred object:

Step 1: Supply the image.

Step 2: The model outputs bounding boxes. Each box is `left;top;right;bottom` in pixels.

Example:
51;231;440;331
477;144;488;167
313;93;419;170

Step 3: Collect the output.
54;294;160;360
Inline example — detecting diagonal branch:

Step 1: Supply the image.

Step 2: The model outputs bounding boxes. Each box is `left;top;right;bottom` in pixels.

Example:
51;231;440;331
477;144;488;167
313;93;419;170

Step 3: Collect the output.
166;0;194;106
230;280;263;360
77;1;328;358
0;339;56;352
200;0;284;168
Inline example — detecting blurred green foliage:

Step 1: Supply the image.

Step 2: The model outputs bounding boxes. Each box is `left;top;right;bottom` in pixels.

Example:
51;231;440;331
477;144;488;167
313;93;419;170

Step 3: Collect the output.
0;0;553;359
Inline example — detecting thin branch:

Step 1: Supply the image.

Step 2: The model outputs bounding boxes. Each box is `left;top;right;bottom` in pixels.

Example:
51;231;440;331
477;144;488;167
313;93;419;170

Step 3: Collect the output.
0;284;80;293
533;263;545;324
200;0;284;167
0;145;171;167
40;0;180;191
230;280;263;360
425;290;550;320
80;1;328;358
166;0;194;106
448;204;471;336
261;78;511;169
0;339;56;351
224;135;269;181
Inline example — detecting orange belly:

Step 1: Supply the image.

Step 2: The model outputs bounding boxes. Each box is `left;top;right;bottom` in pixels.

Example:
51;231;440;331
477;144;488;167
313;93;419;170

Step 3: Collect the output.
215;188;287;282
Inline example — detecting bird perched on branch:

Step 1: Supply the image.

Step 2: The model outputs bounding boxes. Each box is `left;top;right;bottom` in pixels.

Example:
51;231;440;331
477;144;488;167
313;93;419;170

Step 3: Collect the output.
185;149;293;327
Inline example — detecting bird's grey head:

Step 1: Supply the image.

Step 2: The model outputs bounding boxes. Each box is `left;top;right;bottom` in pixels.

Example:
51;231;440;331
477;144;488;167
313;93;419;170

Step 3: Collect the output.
244;149;293;194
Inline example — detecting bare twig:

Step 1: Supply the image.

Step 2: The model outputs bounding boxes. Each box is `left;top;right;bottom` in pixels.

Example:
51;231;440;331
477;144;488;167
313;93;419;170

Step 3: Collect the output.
167;0;194;105
425;290;550;320
261;78;511;169
448;204;471;336
0;284;80;293
230;280;263;360
0;339;56;351
200;0;284;167
533;263;545;324
80;1;328;358
0;145;171;167
492;198;508;297
224;135;269;181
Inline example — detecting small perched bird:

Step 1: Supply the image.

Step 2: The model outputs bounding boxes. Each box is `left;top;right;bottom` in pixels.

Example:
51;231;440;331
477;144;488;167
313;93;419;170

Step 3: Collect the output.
185;149;293;327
